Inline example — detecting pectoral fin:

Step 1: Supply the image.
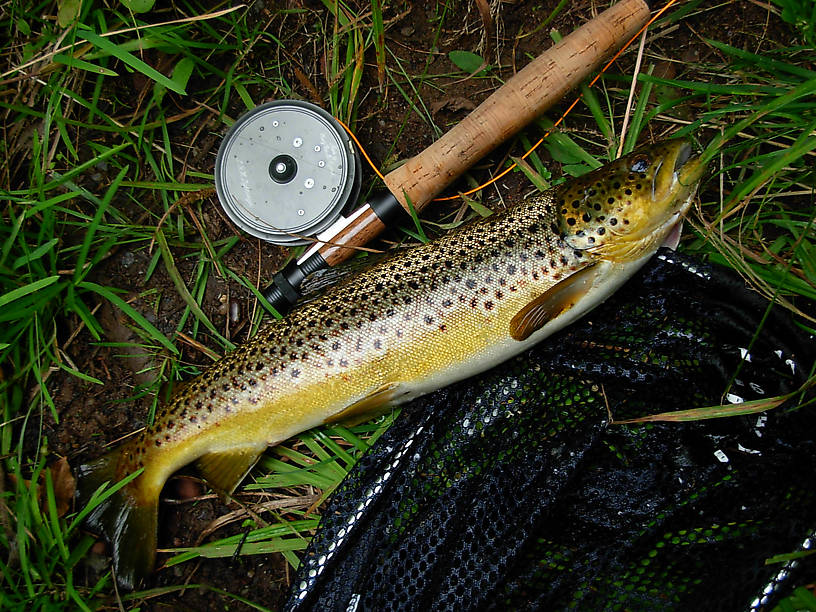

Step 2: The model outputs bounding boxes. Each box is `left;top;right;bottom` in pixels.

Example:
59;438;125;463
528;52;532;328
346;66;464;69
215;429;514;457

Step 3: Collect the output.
510;264;599;341
196;445;266;495
326;382;400;426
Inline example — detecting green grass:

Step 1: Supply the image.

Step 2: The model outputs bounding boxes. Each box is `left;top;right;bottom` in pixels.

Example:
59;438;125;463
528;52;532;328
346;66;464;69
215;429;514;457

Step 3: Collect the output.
1;0;814;608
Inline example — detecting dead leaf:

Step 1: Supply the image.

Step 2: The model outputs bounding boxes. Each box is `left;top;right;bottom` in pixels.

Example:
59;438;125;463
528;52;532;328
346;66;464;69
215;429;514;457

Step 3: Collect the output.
7;456;76;518
50;456;76;518
430;96;477;116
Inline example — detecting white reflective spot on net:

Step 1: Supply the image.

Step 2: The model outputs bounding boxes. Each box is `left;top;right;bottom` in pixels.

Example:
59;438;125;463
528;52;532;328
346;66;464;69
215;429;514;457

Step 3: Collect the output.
309;569;317;578
756;415;767;428
726;393;744;404
786;358;796;374
739;347;752;362
749;382;765;395
714;449;729;463
774;349;783;359
347;593;361;612
737;444;761;455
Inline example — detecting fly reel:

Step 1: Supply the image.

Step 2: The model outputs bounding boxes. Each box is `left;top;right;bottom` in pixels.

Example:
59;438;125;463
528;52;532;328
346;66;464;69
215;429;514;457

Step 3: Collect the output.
215;100;361;245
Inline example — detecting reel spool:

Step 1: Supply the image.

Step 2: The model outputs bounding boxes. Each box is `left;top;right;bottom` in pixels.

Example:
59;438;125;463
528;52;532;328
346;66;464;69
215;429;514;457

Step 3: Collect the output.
215;100;361;245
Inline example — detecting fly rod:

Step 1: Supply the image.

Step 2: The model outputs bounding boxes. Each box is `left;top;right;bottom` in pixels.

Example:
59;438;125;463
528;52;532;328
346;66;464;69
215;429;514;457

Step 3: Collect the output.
214;0;654;313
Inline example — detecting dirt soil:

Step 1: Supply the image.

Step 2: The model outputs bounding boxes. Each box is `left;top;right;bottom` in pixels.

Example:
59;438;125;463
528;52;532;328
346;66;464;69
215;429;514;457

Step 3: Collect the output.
38;0;798;609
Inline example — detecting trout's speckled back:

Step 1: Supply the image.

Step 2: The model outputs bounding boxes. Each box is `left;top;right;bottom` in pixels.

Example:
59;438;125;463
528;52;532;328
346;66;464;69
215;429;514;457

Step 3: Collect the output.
76;140;705;589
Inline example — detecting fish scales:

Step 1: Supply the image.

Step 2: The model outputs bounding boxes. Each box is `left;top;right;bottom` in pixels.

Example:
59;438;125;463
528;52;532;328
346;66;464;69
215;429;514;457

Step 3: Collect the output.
138;193;580;476
76;140;705;589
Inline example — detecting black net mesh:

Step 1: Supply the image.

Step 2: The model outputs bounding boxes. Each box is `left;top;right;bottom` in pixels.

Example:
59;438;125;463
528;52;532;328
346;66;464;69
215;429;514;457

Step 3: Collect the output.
284;250;816;612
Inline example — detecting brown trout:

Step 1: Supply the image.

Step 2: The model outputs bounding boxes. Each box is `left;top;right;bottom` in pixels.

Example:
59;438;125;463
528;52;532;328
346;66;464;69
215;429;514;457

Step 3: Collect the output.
77;140;705;588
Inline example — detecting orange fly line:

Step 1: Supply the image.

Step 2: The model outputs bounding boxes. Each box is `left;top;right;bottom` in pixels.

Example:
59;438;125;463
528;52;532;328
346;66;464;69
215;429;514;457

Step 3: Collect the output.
336;0;680;203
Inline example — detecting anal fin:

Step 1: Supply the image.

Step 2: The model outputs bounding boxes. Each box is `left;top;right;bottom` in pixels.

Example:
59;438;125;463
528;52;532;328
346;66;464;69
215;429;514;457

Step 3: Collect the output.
510;264;599;341
325;382;400;426
196;445;265;495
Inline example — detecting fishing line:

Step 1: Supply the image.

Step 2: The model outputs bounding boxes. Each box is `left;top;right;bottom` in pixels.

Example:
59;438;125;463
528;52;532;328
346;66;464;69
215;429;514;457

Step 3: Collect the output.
338;0;681;203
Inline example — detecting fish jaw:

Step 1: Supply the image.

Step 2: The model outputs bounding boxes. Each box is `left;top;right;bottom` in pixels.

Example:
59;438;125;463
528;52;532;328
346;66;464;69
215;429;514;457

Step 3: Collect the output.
556;140;705;263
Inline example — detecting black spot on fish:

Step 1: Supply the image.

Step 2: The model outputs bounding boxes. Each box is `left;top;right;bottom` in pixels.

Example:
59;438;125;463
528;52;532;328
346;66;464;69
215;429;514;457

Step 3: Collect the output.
582;213;591;222
291;369;300;378
465;279;476;289
597;227;606;235
339;358;348;367
566;217;576;226
485;301;494;310
607;197;615;204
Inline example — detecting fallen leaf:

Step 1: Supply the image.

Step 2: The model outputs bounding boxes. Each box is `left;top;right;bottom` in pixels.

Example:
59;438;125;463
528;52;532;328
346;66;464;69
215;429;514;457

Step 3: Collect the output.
50;456;76;518
430;96;477;116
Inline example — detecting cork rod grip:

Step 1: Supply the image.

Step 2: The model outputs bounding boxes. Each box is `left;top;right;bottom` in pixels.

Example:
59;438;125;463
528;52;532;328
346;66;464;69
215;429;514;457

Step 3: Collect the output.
316;0;651;268
383;0;651;212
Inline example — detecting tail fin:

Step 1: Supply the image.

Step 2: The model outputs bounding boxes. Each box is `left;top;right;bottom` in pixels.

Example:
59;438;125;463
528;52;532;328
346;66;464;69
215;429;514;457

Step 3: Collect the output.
75;447;158;590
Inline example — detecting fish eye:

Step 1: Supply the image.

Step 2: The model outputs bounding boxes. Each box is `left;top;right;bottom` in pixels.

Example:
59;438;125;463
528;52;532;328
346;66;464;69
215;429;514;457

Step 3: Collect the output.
631;156;650;173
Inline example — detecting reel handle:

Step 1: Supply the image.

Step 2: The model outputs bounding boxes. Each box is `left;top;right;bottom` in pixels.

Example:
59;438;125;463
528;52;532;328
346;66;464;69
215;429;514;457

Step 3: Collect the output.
264;0;652;313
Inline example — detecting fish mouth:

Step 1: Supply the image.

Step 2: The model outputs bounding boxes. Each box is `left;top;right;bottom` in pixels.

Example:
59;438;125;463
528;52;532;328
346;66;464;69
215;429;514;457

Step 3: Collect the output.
655;141;703;250
661;218;684;250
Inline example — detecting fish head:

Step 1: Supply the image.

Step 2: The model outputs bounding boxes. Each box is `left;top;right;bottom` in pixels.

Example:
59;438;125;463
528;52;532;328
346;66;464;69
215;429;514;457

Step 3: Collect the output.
555;139;705;262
